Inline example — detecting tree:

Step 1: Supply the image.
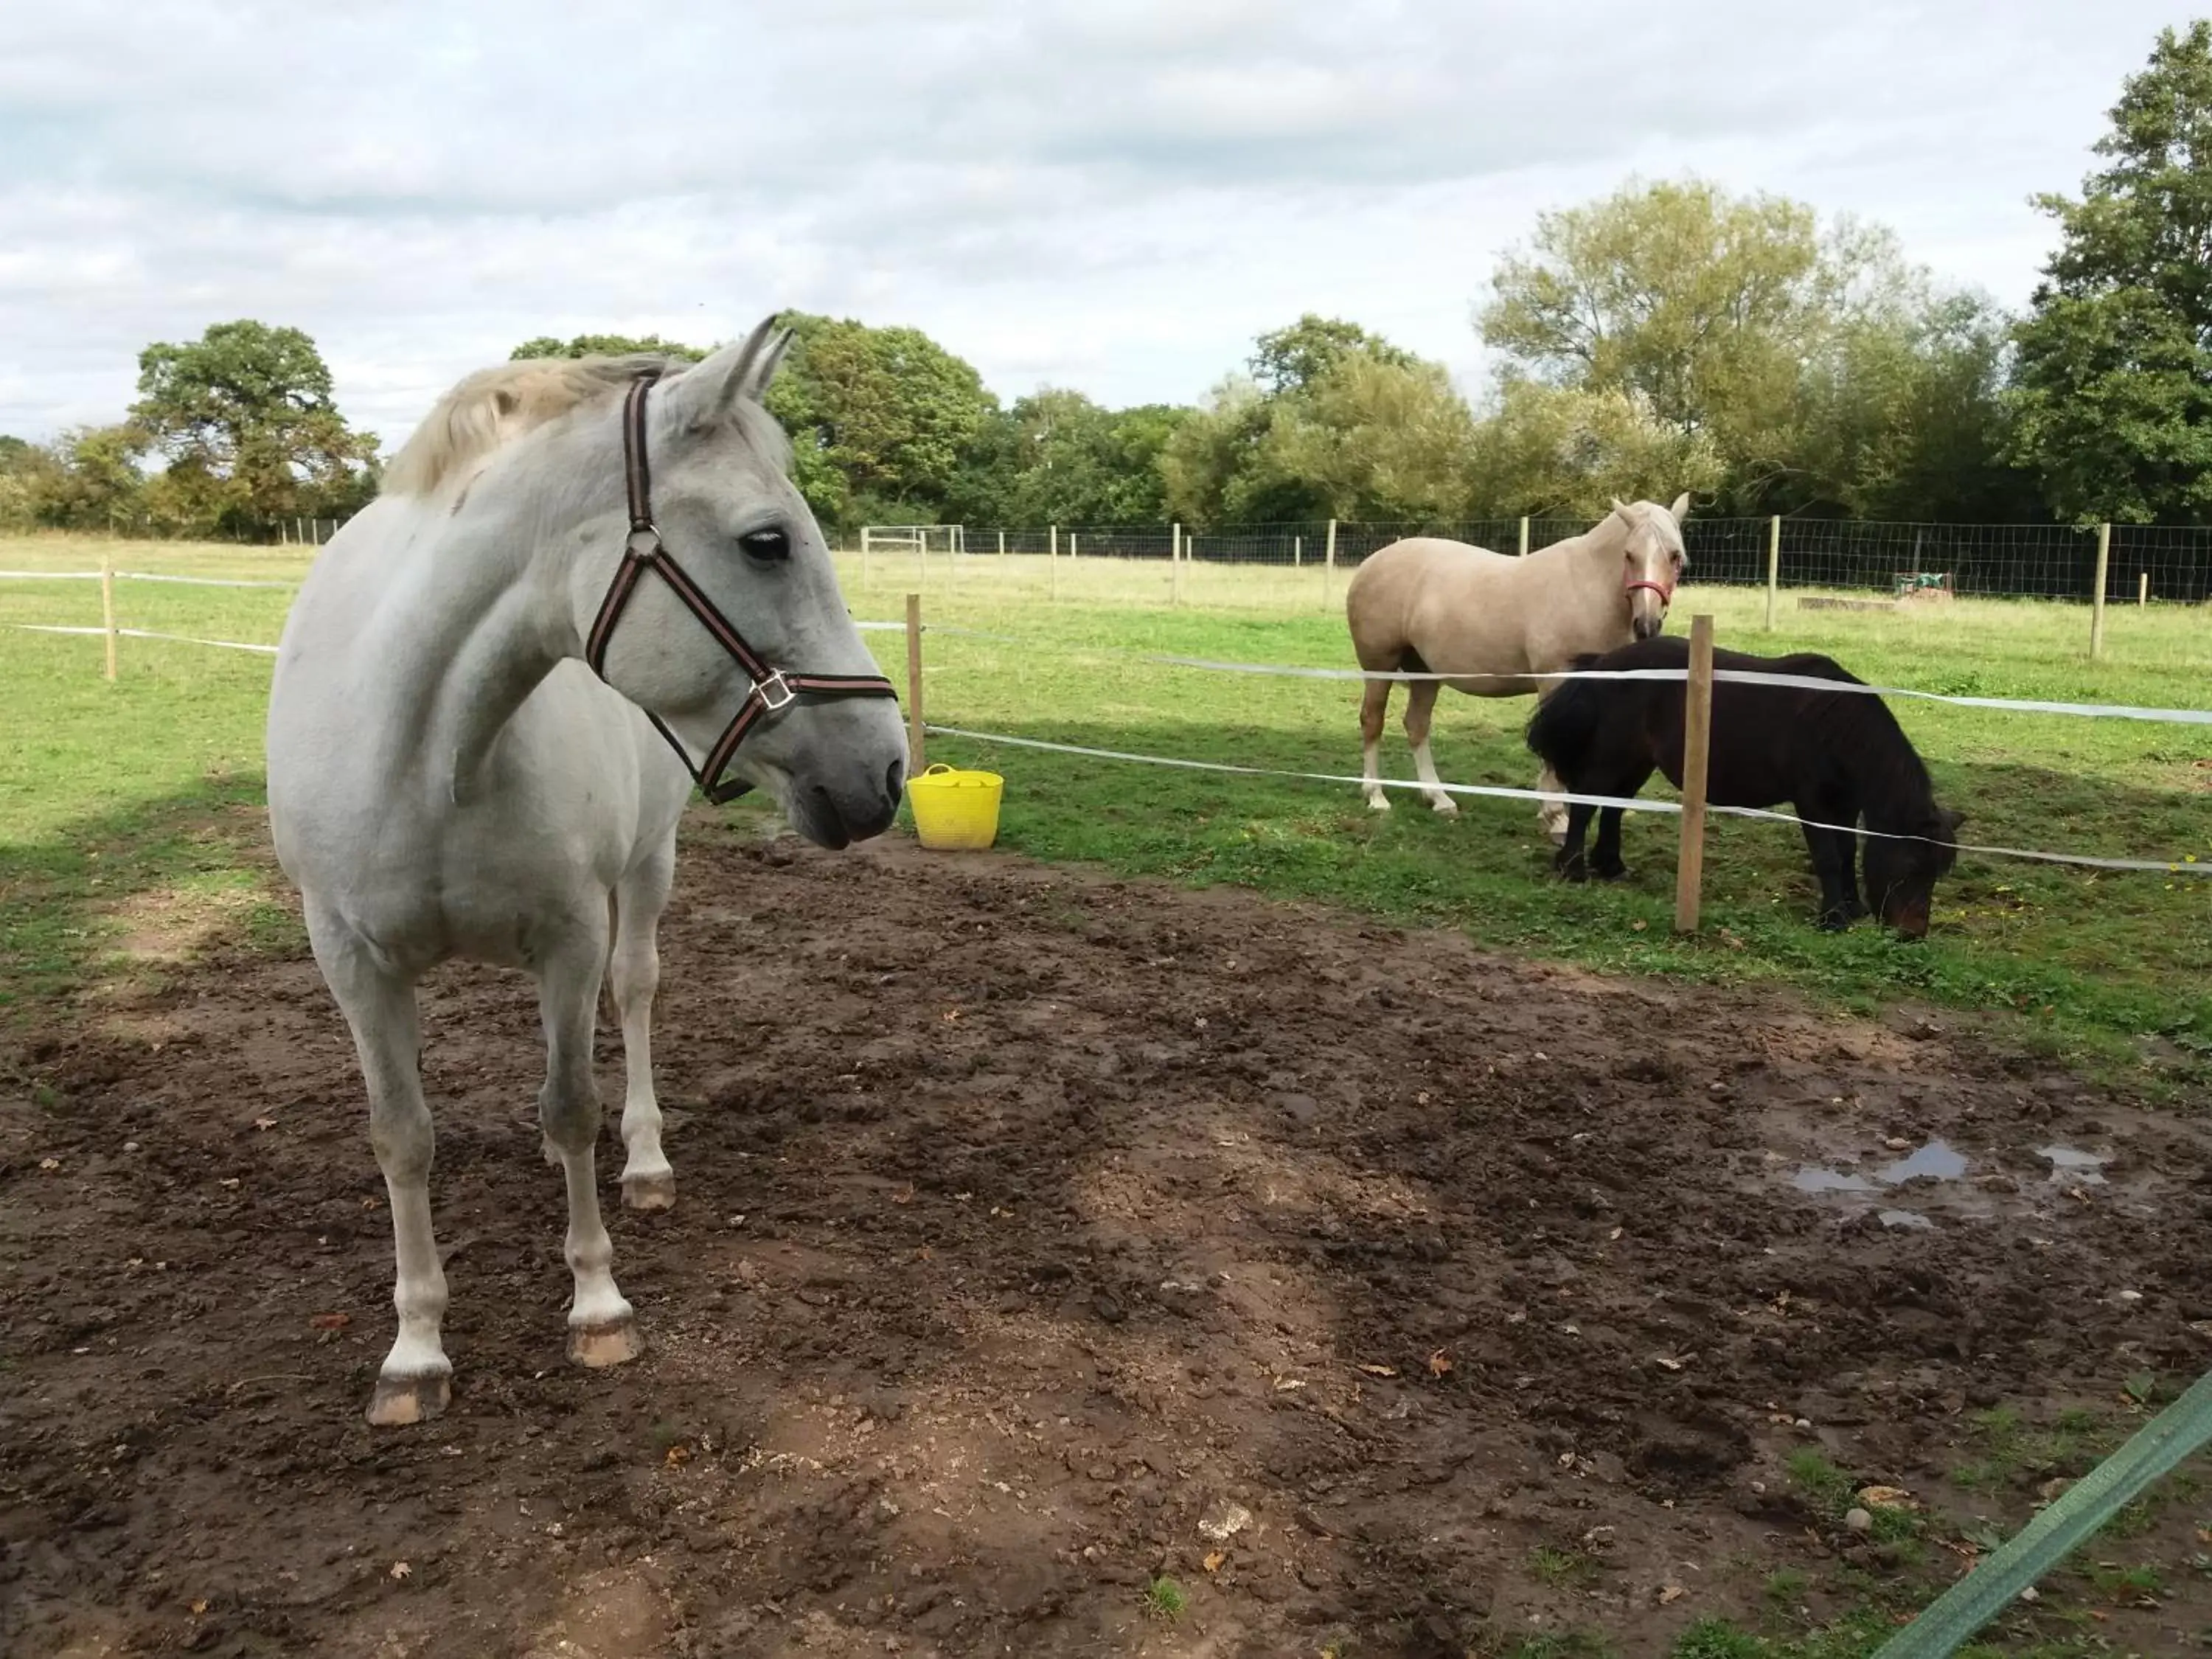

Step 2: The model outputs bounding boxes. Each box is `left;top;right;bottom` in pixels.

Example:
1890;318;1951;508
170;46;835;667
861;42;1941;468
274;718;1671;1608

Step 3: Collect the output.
952;389;1188;525
6;426;148;532
2007;22;2212;522
131;321;379;535
765;313;998;527
1478;178;2024;517
1261;355;1479;521
1250;314;1419;396
1464;380;1724;518
1164;318;1455;526
510;333;706;362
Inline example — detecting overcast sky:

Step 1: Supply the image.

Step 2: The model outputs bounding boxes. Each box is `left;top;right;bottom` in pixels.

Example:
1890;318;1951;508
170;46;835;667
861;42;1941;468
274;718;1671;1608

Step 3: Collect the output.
0;1;2195;451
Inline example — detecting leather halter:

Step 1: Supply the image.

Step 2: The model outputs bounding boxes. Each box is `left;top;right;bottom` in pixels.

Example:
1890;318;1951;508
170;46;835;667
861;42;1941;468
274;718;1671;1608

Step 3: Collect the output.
584;372;900;804
1624;577;1674;605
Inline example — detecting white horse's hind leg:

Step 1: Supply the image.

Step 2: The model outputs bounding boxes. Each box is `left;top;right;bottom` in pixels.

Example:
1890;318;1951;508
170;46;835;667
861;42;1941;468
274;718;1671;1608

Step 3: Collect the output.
610;849;675;1212
1402;681;1458;815
1358;676;1393;811
313;917;451;1427
536;916;640;1368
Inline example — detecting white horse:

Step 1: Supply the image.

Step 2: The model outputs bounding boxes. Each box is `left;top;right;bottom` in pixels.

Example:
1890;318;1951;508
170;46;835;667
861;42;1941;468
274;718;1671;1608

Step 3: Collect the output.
1344;497;1689;833
266;321;907;1425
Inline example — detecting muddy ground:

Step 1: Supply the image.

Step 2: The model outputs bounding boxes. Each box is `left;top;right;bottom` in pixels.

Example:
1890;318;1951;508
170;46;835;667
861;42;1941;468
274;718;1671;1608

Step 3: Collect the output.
4;820;2210;1658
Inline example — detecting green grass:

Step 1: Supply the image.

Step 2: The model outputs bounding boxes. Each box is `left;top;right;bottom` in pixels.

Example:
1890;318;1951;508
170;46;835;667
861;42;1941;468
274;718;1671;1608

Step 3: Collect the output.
5;534;2211;1084
852;552;2212;1085
1140;1573;1187;1622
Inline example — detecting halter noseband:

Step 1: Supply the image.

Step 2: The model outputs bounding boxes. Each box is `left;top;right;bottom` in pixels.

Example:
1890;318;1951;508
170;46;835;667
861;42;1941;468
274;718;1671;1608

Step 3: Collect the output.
1625;578;1674;605
584;372;900;804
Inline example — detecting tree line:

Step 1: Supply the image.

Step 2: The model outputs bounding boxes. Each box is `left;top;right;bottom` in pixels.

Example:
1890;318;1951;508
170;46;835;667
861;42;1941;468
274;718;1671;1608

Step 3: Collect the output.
5;22;2207;540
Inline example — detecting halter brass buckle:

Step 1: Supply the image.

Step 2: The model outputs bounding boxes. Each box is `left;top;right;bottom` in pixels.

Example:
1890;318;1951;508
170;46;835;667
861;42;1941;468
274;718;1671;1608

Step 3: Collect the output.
755;669;796;714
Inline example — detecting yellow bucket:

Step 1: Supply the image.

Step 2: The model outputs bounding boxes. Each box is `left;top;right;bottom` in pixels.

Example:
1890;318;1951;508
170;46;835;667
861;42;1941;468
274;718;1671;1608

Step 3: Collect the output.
906;762;1004;851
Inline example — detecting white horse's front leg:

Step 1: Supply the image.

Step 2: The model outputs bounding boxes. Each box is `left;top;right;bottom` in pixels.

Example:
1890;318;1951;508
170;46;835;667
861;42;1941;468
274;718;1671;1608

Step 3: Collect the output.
1403;681;1458;816
315;921;451;1427
538;919;640;1369
610;855;675;1211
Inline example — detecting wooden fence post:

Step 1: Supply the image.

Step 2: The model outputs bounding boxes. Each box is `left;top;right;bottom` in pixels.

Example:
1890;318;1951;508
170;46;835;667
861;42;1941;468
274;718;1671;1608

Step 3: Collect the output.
1171;521;1183;606
996;529;1006;557
1765;515;1781;630
1517;515;1530;557
1293;535;1302;568
100;554;119;682
1323;518;1338;611
860;527;872;592
1672;613;1717;933
2140;571;2150;607
1049;524;1060;601
904;592;925;775
2090;522;2111;659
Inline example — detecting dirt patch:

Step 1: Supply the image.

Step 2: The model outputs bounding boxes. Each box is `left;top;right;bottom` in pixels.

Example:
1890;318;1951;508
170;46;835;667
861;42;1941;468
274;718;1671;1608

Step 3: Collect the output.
4;824;2210;1657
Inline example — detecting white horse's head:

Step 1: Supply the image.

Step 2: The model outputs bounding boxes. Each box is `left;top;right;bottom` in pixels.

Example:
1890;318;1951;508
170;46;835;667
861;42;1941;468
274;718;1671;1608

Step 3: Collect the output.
1609;495;1691;640
582;321;909;847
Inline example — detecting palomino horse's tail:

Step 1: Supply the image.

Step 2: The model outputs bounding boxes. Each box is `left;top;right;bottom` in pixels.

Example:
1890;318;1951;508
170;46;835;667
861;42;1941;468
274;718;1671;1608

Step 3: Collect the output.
1523;653;1607;775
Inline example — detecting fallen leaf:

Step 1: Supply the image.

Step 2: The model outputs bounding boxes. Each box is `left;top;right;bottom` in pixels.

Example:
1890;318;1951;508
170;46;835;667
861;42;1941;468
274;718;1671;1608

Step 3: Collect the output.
253;1117;276;1132
38;1158;60;1172
309;1312;349;1331
664;1444;692;1467
1654;1355;1684;1372
189;1599;209;1615
1202;1550;1225;1573
389;1561;411;1581
1357;1363;1399;1378
1273;1376;1306;1392
1630;919;1648;933
219;1178;240;1189
891;1185;914;1206
942;1009;961;1023
1659;1585;1686;1605
1857;1485;1917;1511
1427;1350;1453;1378
1608;1226;1624;1241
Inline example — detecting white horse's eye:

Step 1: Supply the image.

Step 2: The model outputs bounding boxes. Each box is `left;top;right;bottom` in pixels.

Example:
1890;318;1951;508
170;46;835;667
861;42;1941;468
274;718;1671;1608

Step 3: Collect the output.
739;527;791;562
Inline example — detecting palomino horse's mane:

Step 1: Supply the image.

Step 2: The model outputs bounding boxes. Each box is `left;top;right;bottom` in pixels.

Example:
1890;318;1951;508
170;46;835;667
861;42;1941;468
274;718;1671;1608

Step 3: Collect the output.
386;352;696;498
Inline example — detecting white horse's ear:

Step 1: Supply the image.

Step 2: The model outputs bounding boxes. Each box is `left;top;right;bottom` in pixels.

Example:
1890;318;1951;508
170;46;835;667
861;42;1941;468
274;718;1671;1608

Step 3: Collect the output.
661;316;782;429
1610;497;1632;520
1669;492;1691;524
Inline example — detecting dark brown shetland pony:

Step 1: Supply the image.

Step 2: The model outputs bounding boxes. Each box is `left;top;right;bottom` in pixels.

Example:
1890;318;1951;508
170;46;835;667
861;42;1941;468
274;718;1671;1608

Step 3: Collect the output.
1524;636;1965;936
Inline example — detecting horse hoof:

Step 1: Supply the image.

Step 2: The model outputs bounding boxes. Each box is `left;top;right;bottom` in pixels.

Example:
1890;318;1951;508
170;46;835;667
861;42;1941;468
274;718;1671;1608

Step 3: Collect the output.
1596;866;1632;884
569;1315;644;1369
1430;799;1458;816
1366;796;1391;813
622;1172;676;1211
1547;830;1568;849
365;1371;451;1427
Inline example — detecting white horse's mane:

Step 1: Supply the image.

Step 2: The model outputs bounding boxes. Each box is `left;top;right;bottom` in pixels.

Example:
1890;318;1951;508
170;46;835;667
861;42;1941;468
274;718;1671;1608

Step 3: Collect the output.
385;349;809;498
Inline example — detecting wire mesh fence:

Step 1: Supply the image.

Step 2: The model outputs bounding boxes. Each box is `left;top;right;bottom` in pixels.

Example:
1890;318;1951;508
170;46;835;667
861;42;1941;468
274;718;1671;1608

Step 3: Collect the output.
851;518;2212;603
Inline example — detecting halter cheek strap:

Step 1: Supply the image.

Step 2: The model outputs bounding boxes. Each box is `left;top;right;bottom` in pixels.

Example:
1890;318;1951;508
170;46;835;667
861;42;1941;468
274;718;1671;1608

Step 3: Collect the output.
583;372;900;804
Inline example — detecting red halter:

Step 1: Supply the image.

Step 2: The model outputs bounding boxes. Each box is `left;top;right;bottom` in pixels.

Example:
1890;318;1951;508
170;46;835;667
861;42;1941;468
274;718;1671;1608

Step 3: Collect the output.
584;372;900;804
1624;577;1674;605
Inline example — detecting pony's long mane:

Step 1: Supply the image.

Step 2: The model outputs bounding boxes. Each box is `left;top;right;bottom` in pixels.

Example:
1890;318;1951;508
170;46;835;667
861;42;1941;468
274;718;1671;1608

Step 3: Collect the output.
385;353;690;497
1776;650;1938;823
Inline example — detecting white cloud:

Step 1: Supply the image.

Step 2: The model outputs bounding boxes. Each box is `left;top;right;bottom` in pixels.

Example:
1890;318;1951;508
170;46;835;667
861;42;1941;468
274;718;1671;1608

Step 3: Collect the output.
0;0;2192;446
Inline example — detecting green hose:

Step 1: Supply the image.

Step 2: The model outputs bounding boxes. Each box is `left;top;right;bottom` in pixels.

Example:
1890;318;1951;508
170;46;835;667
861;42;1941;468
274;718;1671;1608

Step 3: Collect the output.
1872;1366;2212;1658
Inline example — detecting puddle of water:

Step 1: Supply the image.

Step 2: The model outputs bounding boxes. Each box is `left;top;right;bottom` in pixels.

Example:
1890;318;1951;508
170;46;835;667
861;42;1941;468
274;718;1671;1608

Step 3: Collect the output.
1796;1141;1973;1203
2039;1145;2110;1186
1793;1138;1966;1197
1792;1166;1877;1194
1877;1140;1968;1183
1879;1209;1935;1231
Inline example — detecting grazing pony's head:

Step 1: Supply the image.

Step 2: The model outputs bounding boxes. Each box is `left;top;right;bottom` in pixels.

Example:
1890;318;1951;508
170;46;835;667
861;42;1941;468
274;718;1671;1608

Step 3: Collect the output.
1609;495;1691;641
1865;805;1965;939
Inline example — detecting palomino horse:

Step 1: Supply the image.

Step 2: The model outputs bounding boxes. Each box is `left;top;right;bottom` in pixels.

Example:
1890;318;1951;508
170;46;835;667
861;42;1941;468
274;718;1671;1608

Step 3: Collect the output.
266;321;907;1425
1345;497;1688;832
